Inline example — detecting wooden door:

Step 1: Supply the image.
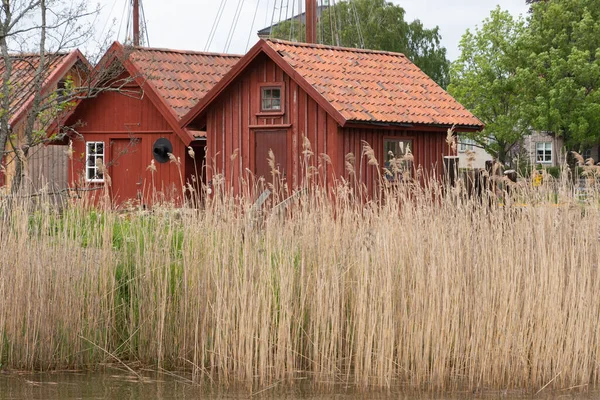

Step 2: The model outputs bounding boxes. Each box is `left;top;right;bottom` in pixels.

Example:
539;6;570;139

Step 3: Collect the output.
254;130;287;181
110;138;142;204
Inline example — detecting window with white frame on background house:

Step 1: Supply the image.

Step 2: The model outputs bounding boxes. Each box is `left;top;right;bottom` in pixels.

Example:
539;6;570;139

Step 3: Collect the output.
86;141;104;182
384;139;413;180
261;87;282;111
536;142;552;164
459;136;476;152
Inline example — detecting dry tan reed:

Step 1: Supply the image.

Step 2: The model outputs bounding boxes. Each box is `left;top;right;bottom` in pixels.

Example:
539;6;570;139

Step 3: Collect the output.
1;167;600;393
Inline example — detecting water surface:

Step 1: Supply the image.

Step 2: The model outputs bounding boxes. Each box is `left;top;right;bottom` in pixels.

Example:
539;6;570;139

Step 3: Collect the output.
0;371;594;400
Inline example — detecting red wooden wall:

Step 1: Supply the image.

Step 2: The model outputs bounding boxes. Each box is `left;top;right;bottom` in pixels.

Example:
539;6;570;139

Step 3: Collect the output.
205;54;340;195
66;86;196;206
203;54;451;198
341;127;451;195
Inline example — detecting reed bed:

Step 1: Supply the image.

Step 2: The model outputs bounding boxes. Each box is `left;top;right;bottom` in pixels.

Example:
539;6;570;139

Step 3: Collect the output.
1;166;600;393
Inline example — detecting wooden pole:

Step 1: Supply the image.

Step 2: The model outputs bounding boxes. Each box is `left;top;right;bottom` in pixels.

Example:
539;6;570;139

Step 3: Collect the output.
133;0;140;46
305;0;317;43
443;156;459;187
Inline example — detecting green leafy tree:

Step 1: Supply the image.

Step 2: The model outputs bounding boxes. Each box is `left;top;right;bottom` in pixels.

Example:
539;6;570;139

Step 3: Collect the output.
519;0;600;150
271;0;450;88
448;7;527;165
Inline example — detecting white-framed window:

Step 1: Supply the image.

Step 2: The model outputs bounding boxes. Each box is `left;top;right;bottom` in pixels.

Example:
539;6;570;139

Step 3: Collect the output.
582;148;592;161
536;142;552;164
86;141;104;182
459;136;476;152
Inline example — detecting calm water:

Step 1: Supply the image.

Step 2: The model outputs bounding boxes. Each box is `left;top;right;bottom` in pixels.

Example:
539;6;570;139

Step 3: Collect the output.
0;371;596;400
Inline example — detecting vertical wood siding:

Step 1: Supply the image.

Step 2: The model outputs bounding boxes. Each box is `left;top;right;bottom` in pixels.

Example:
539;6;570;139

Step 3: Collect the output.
341;127;450;195
67;87;190;205
28;144;68;191
206;56;341;195
204;56;451;198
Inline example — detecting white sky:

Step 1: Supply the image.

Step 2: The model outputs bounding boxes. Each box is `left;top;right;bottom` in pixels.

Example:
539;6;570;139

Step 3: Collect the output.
89;0;529;61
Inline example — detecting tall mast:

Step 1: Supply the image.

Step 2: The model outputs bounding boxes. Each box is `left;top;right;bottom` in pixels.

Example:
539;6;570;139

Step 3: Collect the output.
305;0;317;44
133;0;140;46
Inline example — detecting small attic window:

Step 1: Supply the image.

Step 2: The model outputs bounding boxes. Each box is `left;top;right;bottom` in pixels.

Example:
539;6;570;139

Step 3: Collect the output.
259;82;285;114
262;87;281;111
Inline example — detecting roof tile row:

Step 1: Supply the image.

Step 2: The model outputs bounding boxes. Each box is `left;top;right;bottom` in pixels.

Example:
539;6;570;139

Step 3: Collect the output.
128;47;241;119
267;39;483;127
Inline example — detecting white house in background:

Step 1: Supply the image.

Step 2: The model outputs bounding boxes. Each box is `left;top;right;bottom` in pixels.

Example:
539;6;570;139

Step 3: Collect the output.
457;135;493;169
522;131;565;167
521;131;600;167
459;131;600;170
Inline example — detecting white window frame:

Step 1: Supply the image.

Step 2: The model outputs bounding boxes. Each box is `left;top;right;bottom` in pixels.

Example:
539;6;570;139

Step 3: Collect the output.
459;136;475;152
86;141;105;182
536;142;552;164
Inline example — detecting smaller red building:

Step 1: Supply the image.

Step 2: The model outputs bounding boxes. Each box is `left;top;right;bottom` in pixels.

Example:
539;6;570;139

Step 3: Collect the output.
59;42;240;205
0;50;90;191
181;39;483;197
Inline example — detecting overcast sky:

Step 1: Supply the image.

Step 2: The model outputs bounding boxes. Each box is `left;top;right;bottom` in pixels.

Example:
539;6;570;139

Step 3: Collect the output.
90;0;529;61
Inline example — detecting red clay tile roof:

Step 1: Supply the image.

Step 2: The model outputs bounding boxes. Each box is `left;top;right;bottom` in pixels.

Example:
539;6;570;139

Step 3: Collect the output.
0;52;77;126
266;39;483;128
128;47;241;119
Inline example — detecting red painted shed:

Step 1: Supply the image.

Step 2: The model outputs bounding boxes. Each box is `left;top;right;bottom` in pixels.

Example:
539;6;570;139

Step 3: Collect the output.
181;39;484;197
0;50;90;192
60;42;240;205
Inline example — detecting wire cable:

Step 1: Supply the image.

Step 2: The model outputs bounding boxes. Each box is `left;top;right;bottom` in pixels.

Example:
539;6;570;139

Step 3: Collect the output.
245;0;263;51
117;0;128;43
268;0;278;38
289;0;296;41
99;0;120;44
205;0;229;51
224;0;245;52
140;0;150;46
350;0;364;48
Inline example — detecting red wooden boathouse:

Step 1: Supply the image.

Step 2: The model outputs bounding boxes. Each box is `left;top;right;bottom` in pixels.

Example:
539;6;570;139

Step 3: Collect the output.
58;42;240;205
0;50;90;191
180;39;484;196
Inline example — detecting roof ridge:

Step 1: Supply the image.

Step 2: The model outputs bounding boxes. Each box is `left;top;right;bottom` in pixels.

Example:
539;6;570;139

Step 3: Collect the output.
127;45;242;58
7;52;71;58
266;39;407;58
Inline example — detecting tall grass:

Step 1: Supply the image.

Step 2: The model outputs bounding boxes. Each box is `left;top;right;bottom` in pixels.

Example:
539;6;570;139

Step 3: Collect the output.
1;160;600;392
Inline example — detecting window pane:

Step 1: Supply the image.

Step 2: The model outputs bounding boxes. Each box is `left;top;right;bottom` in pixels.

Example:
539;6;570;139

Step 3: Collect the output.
261;87;283;111
86;142;104;181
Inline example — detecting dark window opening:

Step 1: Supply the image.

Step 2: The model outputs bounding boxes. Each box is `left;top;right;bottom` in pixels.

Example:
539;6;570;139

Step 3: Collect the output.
57;78;67;100
384;139;413;181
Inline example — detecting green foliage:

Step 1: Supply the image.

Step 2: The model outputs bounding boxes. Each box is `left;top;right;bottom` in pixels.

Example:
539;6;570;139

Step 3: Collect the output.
271;19;305;43
448;7;527;164
545;166;562;178
270;0;450;87
519;0;600;148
